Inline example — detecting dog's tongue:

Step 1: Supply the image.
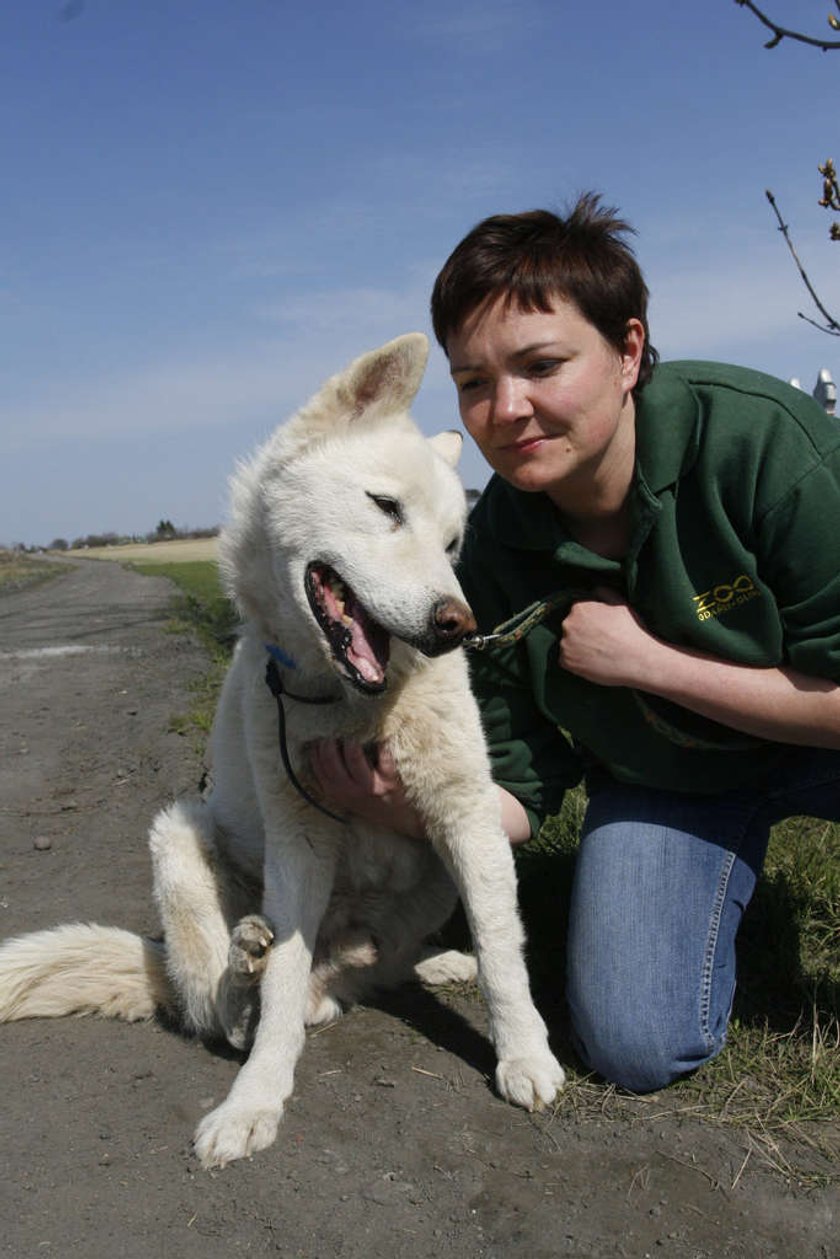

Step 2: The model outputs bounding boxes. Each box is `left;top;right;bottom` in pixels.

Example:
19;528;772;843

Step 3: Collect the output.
311;565;391;688
345;595;390;684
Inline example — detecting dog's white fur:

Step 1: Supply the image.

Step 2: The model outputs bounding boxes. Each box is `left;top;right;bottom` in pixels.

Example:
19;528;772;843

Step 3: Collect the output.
0;334;564;1167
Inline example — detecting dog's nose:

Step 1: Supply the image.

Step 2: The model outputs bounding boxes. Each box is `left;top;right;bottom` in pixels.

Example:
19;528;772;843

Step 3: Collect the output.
430;596;477;647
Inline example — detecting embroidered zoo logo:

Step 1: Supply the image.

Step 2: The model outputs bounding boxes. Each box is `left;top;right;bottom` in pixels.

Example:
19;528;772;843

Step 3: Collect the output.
692;573;760;622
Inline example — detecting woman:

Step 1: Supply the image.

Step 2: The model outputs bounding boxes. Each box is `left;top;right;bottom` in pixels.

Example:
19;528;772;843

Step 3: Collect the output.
312;194;840;1092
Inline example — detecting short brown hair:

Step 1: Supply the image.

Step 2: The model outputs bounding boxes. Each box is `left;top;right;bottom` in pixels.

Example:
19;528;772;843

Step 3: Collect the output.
430;193;658;392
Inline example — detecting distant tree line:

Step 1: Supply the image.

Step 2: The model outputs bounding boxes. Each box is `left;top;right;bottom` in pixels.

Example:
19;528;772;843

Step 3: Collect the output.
42;520;220;553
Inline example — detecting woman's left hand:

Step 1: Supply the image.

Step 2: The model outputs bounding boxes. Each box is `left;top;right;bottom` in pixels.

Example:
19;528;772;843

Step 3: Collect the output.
557;590;663;688
558;591;840;749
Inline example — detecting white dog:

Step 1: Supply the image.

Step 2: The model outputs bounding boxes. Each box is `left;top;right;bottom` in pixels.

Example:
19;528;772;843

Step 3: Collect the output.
0;334;564;1168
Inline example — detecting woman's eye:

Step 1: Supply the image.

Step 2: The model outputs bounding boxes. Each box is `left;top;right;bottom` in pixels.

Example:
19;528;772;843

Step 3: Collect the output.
529;359;561;376
457;377;485;394
366;493;404;525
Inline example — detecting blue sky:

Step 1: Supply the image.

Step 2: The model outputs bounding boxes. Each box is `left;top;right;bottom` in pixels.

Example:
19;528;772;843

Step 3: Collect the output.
2;0;840;546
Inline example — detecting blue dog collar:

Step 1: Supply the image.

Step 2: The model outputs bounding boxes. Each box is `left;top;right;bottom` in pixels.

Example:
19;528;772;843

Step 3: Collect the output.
264;642;298;670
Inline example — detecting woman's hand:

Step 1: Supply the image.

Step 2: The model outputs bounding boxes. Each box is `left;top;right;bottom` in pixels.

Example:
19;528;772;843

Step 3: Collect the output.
558;590;664;689
558;590;840;748
308;739;426;838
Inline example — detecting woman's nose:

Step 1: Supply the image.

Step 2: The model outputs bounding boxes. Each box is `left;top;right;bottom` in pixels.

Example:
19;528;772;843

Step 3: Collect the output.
492;375;533;424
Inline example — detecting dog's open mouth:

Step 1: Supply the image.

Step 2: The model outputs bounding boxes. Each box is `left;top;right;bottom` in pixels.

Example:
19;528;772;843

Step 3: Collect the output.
305;562;390;694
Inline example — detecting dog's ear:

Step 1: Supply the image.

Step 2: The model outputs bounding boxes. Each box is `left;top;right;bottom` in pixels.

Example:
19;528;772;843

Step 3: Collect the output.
428;430;462;468
272;333;430;459
341;333;429;417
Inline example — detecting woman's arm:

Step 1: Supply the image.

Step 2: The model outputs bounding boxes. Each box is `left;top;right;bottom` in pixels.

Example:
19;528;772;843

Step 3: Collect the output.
559;596;840;749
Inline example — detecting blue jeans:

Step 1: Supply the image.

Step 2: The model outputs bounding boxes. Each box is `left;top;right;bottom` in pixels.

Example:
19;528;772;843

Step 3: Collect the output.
565;748;840;1092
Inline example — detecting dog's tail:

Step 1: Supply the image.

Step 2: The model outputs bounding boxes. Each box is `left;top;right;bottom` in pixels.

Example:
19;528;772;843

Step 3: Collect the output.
0;923;174;1023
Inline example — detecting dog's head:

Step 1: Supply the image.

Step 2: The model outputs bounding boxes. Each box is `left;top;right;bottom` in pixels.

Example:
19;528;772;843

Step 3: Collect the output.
220;334;476;695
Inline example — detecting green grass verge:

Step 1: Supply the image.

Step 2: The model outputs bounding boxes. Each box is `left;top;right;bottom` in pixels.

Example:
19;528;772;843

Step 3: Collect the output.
128;559;239;735
133;557;840;1179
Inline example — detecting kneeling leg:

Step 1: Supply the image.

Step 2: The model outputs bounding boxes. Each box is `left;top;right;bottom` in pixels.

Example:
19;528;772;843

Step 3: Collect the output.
566;783;771;1093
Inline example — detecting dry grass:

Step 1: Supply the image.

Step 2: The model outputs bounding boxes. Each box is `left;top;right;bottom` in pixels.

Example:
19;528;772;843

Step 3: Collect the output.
550;1009;840;1188
0;548;69;593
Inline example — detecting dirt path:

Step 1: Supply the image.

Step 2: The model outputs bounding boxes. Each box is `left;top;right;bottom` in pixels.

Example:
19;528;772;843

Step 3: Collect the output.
0;561;836;1259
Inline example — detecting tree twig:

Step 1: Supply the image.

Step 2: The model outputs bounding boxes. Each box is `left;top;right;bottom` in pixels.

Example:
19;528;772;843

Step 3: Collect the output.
819;159;840;213
735;0;840;50
765;189;840;336
818;159;840;240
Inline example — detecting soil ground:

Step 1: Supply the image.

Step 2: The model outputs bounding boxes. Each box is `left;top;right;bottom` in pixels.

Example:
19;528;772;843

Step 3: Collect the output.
0;560;837;1259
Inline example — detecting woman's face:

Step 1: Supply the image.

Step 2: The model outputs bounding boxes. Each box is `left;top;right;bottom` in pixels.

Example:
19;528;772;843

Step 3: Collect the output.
447;294;644;514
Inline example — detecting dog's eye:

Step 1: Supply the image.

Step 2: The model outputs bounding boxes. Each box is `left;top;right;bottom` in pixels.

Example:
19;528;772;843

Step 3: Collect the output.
445;536;461;558
366;493;404;526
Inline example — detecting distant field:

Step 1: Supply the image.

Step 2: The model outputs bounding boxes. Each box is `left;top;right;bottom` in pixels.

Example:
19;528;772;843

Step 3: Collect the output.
67;537;219;564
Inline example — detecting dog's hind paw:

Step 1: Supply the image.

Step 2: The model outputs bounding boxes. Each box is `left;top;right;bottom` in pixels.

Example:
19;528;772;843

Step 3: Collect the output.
414;948;478;986
228;915;275;982
496;1051;566;1112
305;992;344;1026
193;1099;281;1169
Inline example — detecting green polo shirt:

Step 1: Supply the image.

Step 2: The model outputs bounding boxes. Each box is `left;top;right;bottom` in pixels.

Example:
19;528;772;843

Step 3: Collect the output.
458;360;840;835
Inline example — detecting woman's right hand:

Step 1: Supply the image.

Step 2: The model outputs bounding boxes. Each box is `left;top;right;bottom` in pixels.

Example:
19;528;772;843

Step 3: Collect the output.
308;739;426;838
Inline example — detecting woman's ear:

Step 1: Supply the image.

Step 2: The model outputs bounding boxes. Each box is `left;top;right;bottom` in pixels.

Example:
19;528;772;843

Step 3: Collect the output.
621;318;646;391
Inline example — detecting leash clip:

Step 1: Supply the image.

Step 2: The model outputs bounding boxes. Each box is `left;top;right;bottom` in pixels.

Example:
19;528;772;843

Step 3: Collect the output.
462;631;503;653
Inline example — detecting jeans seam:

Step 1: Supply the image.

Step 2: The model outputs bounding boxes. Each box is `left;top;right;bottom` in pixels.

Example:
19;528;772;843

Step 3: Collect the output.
700;851;733;1052
698;804;761;1053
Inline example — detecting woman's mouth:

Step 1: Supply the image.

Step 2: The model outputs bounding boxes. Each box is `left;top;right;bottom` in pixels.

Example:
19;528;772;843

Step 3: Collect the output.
503;434;546;455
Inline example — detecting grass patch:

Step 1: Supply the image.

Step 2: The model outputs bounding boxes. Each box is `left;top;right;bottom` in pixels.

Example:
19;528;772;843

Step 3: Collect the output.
128;559;239;735
0;548;70;593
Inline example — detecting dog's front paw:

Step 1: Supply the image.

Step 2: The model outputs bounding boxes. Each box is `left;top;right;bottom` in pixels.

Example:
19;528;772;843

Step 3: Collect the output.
496;1050;565;1112
193;1098;281;1169
228;915;275;981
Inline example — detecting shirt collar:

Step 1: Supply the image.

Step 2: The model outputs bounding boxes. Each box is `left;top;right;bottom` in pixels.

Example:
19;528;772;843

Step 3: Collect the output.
634;361;701;494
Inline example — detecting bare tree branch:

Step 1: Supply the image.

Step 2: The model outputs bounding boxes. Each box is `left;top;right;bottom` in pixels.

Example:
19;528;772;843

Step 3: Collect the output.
735;0;840;50
765;189;840;336
738;10;840;333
